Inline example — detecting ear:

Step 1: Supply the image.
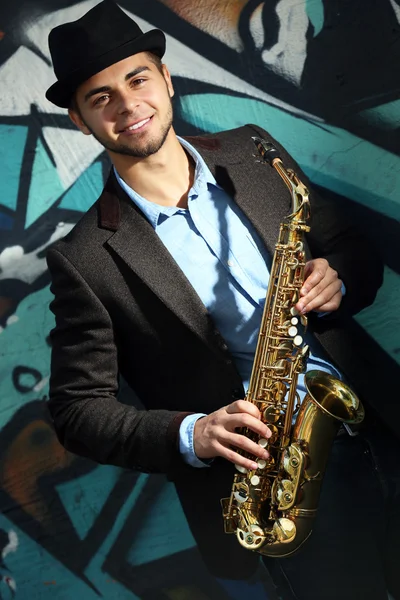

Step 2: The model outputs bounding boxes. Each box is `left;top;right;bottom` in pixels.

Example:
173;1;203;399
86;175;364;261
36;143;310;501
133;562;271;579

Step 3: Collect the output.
68;107;92;136
162;64;174;98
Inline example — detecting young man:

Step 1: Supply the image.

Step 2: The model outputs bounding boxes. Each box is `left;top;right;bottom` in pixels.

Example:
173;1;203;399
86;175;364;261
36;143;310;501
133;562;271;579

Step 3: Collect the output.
45;2;398;599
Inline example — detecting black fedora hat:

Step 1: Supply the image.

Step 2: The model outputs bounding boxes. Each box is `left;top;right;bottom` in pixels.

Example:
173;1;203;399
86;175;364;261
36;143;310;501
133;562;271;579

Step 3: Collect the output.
46;0;166;108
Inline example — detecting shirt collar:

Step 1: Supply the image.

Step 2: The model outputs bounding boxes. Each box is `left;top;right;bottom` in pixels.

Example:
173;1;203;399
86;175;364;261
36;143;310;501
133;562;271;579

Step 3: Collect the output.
113;136;221;229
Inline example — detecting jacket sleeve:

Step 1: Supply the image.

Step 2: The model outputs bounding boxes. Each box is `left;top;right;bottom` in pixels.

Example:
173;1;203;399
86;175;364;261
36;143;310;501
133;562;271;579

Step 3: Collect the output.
47;247;192;476
248;124;384;317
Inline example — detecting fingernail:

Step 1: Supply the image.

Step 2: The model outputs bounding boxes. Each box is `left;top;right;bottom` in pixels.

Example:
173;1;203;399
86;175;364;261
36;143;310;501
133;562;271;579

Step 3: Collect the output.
263;450;269;459
251;462;258;470
301;287;308;295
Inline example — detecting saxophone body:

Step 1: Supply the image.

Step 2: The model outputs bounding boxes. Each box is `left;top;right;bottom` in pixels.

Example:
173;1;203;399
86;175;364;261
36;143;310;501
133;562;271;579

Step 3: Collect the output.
221;138;364;558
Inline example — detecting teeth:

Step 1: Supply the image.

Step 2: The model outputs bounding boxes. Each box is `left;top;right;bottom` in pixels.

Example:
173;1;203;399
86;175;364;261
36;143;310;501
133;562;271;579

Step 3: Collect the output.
126;118;150;131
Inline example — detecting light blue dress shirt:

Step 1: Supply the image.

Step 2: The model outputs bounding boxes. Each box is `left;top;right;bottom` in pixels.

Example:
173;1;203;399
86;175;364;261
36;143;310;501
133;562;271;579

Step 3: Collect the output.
114;137;342;468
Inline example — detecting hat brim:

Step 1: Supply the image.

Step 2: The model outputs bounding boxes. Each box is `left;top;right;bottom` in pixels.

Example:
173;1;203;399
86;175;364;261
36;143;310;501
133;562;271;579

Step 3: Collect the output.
46;29;166;108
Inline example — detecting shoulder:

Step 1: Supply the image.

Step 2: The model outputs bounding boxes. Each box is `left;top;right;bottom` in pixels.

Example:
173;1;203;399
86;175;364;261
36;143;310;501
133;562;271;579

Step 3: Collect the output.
183;124;272;148
47;171;117;265
183;124;285;171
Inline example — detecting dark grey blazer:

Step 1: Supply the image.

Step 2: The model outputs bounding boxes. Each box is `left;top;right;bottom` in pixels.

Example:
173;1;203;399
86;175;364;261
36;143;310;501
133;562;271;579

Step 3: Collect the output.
46;124;386;574
47;126;388;478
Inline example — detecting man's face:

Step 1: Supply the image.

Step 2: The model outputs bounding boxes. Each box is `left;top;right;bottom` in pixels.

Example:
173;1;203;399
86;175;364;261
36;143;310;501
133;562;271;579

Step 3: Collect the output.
70;52;174;159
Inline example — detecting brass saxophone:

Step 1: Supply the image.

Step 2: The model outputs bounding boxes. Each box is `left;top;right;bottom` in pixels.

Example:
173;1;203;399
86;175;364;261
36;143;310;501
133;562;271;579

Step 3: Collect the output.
221;138;364;558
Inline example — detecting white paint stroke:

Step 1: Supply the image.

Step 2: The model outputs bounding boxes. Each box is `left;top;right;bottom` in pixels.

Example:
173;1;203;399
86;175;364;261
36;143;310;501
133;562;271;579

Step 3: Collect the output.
0;222;74;285
249;3;265;50
129;9;319;121
262;0;308;86
2;531;18;559
389;0;400;24
34;376;49;392
5;315;19;326
42;127;103;190
12;0;320;122
0;46;64;116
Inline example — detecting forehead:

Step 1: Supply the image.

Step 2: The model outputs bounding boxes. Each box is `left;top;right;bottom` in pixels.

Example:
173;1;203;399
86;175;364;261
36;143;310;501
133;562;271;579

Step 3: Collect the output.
76;52;155;96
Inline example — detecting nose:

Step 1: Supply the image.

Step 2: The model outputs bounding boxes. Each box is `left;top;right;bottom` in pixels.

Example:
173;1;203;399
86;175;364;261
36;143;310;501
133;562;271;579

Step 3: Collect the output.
116;89;138;115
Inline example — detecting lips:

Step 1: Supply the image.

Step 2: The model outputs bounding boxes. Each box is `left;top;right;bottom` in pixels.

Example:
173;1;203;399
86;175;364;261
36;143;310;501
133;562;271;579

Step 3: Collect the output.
120;116;152;133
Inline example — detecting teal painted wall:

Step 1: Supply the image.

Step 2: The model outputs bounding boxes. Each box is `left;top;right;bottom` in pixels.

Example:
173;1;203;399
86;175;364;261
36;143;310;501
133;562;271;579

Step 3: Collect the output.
0;0;399;597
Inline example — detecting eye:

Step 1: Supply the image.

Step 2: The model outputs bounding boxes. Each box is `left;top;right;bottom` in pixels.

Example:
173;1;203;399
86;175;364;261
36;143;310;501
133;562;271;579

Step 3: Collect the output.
93;94;109;106
131;77;146;86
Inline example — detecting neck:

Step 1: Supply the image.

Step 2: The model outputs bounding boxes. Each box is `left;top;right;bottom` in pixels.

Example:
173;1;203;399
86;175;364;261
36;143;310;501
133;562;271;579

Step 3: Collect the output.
110;129;195;208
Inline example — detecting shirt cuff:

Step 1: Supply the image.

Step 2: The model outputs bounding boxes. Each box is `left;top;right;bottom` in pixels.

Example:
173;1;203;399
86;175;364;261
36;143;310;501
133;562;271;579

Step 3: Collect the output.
179;413;212;468
318;281;346;318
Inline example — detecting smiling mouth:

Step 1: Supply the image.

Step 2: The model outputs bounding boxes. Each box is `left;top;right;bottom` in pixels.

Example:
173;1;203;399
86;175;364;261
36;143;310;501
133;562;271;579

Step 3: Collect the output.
121;117;152;133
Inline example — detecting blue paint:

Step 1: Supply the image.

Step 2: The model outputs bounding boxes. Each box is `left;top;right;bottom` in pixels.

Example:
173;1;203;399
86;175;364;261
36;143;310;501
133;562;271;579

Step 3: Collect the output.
58;161;104;213
126;478;195;566
360;98;400;130
56;465;123;540
355;266;400;366
306;0;324;37
0;125;28;213
0;211;13;230
179;93;400;221
0;286;53;431
25;138;64;229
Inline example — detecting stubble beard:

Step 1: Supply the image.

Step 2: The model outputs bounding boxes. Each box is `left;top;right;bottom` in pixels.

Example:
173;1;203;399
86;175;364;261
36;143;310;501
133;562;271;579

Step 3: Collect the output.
85;99;174;159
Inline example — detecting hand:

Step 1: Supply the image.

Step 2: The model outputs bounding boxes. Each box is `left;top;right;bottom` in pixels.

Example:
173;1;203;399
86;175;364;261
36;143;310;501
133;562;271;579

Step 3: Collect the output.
193;400;272;471
296;258;343;314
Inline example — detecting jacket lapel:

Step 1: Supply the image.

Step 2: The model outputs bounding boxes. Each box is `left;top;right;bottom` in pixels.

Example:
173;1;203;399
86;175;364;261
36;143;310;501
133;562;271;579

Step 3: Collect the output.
102;172;220;354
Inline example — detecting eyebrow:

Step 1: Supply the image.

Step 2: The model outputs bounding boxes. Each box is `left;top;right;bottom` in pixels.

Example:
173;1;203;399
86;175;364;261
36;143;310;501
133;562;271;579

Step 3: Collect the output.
83;66;151;103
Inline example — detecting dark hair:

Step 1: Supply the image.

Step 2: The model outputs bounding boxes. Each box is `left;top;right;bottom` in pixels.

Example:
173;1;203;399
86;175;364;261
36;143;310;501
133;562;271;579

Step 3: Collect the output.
145;51;164;73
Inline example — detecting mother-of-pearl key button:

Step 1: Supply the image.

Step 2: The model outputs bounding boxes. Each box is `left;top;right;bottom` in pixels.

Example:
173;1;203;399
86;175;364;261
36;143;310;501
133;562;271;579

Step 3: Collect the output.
251;475;260;486
235;464;248;474
257;459;267;469
258;438;268;448
288;326;298;337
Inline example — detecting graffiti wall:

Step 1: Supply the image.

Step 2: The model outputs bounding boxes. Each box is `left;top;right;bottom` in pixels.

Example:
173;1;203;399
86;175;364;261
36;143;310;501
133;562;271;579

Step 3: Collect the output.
0;0;399;597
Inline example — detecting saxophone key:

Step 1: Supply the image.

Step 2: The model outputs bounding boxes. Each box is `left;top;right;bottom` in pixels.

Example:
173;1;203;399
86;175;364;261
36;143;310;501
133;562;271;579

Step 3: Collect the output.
235;464;248;474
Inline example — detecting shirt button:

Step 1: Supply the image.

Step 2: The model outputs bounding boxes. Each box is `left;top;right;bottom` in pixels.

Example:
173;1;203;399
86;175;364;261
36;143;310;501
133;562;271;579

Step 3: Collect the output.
227;260;234;267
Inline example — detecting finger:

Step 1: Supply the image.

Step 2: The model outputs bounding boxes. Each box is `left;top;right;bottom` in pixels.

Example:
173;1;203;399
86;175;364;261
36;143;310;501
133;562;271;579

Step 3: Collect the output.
300;259;329;296
297;271;340;311
313;290;343;313
226;399;261;419
218;443;260;471
228;431;270;460
299;280;342;314
227;413;272;439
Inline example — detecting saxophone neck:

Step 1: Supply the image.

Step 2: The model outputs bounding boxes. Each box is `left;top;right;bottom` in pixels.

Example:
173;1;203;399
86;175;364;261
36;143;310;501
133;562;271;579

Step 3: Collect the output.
252;137;310;227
